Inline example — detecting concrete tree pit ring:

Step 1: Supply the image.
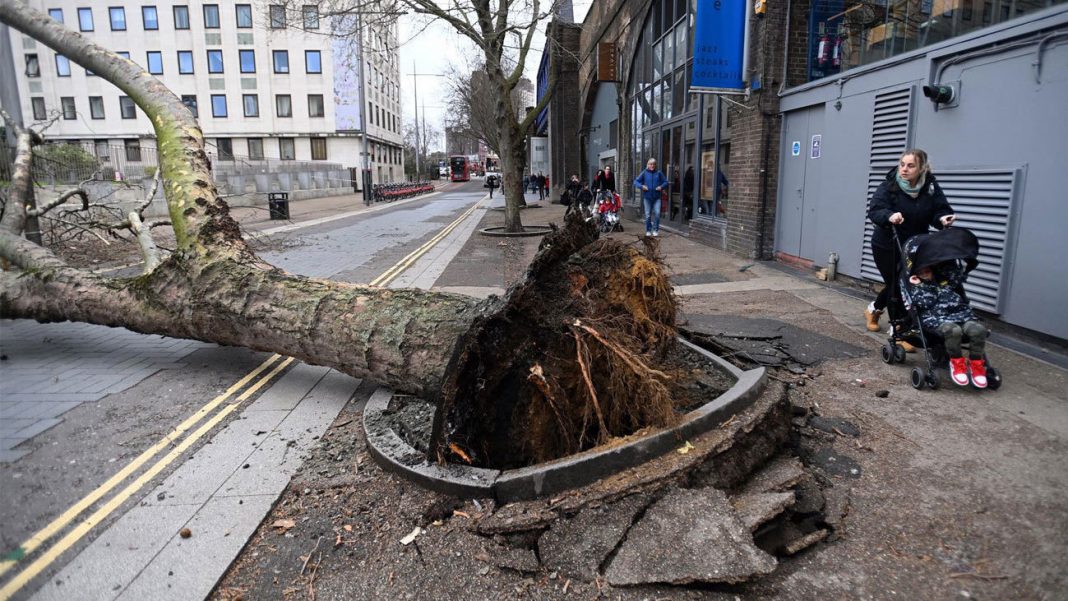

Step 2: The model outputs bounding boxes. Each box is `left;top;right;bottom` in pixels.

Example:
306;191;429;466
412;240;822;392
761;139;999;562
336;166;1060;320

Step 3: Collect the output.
478;225;553;237
363;338;767;502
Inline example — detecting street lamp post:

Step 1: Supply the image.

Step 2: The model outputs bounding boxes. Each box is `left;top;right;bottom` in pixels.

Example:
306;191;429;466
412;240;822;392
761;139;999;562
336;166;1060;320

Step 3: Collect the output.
357;13;373;205
408;71;447;179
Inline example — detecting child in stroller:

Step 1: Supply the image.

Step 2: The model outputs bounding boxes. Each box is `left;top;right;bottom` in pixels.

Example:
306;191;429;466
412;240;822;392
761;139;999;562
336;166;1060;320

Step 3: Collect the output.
596;189;623;233
881;226;1002;391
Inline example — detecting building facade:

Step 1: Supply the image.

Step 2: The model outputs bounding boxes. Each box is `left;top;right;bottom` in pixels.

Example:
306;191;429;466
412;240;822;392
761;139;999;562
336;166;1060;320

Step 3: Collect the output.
559;0;1067;341
2;1;405;187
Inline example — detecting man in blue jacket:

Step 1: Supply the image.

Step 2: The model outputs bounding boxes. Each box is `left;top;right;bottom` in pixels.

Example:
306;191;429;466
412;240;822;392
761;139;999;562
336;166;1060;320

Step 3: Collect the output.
633;158;669;237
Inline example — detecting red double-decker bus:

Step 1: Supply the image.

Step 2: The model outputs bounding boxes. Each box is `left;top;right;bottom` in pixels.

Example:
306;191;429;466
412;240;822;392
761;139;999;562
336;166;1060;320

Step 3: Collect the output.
449;155;470;182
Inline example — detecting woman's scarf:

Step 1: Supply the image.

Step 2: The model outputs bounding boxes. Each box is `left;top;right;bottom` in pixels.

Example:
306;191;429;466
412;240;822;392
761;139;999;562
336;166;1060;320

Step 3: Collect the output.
896;170;927;198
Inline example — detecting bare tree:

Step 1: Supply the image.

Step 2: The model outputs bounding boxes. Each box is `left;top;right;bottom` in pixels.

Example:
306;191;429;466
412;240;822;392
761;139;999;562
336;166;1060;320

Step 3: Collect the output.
403;116;441;177
444;65;534;161
0;3;689;468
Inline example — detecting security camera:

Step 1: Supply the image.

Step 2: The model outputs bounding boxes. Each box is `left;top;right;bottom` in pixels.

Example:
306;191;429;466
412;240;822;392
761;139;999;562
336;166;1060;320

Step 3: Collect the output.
922;84;955;104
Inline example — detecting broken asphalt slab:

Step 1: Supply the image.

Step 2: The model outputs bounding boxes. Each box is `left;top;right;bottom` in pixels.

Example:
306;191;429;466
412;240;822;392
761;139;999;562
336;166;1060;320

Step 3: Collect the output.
684;314;867;366
604;487;776;586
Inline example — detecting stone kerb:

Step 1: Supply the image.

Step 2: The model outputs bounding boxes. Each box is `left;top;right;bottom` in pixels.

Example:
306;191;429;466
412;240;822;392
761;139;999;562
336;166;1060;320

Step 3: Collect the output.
363;339;766;502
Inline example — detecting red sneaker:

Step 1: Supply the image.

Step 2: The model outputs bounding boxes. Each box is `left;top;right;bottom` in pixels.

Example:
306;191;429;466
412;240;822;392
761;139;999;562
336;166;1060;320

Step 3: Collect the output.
949;357;970;386
969;359;988;389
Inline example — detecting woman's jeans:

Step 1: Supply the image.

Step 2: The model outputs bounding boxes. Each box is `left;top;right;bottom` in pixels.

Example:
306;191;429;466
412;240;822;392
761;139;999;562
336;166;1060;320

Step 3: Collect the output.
871;242;904;320
938;321;987;358
643;196;661;233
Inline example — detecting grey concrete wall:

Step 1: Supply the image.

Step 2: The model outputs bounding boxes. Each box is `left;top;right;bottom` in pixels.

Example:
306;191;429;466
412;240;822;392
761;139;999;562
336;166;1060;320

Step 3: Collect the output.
584;82;619;183
775;7;1068;340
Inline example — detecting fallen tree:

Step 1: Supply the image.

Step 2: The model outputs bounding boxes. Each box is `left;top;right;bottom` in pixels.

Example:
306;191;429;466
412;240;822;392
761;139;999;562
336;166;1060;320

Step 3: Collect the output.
0;3;696;468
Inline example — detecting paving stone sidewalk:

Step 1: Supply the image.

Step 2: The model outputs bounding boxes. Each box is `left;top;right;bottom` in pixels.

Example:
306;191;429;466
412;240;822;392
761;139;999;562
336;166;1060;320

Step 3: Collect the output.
0;321;209;462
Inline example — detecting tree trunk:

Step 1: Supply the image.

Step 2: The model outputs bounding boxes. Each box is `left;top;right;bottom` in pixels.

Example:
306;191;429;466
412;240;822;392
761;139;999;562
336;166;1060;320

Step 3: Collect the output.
0;240;482;399
498;122;528;232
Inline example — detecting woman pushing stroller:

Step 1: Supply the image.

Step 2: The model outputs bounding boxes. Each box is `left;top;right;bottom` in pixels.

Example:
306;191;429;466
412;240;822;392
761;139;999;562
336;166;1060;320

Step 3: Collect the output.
865;149;956;348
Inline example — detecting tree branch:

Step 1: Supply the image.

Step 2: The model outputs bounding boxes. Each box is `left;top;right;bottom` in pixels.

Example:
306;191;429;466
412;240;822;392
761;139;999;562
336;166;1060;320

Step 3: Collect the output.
27;188;89;217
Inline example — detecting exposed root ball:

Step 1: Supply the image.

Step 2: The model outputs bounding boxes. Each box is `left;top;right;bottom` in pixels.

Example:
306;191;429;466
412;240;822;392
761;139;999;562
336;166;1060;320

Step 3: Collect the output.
432;213;691;469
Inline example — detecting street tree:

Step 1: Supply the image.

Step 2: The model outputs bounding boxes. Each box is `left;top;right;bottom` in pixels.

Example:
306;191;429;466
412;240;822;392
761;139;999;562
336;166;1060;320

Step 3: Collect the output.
444;66;534;161
0;4;686;469
402;117;441;178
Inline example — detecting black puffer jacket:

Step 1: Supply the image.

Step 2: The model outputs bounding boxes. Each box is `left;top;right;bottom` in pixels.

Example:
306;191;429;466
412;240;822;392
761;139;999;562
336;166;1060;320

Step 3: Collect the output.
868;168;954;249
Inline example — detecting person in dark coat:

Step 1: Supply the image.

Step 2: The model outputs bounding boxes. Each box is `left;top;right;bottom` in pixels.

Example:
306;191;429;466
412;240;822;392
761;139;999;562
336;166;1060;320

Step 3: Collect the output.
536;173;547;200
602;165;616;192
865;149;956;347
564;174;581;206
908;262;989;388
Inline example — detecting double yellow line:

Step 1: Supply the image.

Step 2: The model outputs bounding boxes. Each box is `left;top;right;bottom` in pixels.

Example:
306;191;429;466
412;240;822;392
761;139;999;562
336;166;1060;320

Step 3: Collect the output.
0;193;485;600
369;196;486;287
0;355;294;600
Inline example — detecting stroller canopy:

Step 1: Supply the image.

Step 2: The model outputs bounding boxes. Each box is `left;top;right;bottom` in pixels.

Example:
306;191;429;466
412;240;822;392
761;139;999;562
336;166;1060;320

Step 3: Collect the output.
904;227;980;275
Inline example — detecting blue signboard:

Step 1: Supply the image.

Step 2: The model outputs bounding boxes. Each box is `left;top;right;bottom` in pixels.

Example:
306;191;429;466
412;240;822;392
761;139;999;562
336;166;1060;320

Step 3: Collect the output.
691;0;747;93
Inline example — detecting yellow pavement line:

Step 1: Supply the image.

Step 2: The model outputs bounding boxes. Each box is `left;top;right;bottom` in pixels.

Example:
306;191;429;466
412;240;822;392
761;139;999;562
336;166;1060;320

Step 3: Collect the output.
0;353;283;579
369;196;486;287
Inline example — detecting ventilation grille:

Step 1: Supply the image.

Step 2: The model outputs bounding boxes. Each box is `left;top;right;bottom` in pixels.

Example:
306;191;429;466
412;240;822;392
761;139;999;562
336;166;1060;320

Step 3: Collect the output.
861;87;913;281
927;169;1018;314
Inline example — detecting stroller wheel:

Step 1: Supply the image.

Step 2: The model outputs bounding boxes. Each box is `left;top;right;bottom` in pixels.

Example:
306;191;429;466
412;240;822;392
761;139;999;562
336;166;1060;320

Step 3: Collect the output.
911;367;927;390
893;344;907;363
925;371;940;390
987;366;1002;390
881;343;895;364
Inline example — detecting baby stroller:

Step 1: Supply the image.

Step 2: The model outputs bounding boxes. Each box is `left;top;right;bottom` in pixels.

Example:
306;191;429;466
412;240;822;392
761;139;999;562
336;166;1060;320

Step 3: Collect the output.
596;190;623;233
880;226;1003;391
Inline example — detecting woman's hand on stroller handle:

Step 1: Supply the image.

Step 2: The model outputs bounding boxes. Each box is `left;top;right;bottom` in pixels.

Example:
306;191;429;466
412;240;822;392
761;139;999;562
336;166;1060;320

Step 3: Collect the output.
940;214;956;227
889;212;905;225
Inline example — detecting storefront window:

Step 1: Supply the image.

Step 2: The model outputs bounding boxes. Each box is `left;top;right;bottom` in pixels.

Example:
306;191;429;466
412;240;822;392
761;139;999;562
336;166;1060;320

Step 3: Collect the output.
806;0;1065;82
664;29;675;72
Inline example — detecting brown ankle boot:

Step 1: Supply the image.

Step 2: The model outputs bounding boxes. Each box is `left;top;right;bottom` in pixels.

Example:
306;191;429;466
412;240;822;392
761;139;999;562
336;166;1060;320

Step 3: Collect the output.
864;308;883;332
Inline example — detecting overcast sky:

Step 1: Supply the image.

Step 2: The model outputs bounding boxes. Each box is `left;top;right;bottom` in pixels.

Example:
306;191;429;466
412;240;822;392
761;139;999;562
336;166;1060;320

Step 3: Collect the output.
396;2;593;153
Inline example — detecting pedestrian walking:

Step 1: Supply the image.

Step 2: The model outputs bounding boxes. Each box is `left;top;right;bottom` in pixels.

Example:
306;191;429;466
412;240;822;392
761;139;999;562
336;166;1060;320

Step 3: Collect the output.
485;174;499;198
865;148;956;351
633;158;669;237
593;169;606;193
537;173;547;200
522;174;529;194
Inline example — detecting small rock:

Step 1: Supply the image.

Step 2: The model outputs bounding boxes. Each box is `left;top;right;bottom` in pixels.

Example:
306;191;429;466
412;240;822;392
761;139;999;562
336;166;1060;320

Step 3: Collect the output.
179;528;191;538
157;492;166;501
478;566;490;576
875;389;890;398
242;464;250;469
808;416;860;437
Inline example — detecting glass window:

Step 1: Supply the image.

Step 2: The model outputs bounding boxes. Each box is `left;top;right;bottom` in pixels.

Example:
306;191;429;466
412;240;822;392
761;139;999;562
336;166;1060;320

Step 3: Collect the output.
31;97;46;120
60;97;76;120
178;50;193;73
664;27;674;73
243;94;259;117
279;138;295;160
120;95;136;118
662;78;672;120
48;8;63;22
181;94;198;117
89;96;105;119
649;85;659;123
78;7;93;31
308;94;324;117
652;41;662;81
310;137;327;160
147;51;163;74
108;7;126;30
203;4;220;28
303;5;319;29
25;54;40;77
56;55;71;77
673;69;685;116
117;51;130;59
235;4;252;28
125;139;142;162
207;49;223;73
217;138;233;161
270;5;286;28
239;49;255;73
173;5;189;29
276;94;292;117
305;50;321;73
142;6;158;29
272;50;289;73
211;94;227;117
248;138;264;160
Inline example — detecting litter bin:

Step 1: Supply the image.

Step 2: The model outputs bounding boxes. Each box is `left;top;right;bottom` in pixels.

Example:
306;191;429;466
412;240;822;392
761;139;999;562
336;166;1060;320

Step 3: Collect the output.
268;192;290;220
